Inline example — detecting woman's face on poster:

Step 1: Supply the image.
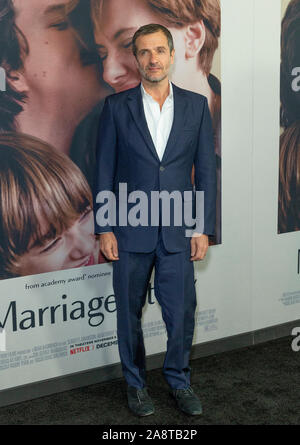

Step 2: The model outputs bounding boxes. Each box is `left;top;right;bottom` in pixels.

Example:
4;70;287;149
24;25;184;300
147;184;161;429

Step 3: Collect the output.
17;207;98;276
93;0;188;92
13;0;104;120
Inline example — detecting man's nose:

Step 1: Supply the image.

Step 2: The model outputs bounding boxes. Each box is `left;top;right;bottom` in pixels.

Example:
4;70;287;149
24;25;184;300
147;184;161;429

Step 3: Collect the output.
149;51;159;64
103;52;127;88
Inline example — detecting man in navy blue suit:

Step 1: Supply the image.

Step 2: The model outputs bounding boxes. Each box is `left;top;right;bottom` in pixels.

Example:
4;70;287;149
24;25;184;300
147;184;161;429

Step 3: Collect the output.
94;23;216;417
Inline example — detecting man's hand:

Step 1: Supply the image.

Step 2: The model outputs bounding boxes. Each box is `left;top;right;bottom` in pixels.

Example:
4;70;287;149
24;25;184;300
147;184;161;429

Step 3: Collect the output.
99;232;119;261
190;234;209;261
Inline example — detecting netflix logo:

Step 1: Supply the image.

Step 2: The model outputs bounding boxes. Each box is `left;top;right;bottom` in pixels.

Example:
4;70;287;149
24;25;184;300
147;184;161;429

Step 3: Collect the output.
70;345;94;355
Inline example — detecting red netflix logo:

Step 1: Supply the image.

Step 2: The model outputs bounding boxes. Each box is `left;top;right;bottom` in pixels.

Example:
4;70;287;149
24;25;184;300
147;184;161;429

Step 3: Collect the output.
70;345;94;355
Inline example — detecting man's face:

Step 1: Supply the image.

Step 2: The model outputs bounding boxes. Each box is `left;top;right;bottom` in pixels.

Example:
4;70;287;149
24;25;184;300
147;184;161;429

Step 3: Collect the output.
135;31;174;84
13;0;105;123
94;0;177;92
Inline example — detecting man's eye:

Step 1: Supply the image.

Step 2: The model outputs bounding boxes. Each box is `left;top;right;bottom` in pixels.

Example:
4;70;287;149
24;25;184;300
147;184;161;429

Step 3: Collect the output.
49;21;69;31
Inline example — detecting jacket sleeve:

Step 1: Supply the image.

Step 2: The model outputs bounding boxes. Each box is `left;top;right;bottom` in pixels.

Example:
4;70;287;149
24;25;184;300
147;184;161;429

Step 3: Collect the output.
93;96;118;234
193;96;217;236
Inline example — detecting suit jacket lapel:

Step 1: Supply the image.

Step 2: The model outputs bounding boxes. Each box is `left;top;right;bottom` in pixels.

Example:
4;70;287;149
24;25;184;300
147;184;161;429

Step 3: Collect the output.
127;84;160;162
127;82;188;164
161;83;188;163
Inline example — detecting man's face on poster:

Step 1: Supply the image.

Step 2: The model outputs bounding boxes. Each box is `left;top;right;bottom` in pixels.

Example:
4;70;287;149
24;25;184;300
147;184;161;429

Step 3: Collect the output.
93;0;198;93
94;0;184;92
13;0;104;122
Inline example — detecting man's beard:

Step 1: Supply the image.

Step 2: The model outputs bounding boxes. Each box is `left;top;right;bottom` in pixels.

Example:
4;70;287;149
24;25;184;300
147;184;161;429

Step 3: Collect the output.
138;65;168;83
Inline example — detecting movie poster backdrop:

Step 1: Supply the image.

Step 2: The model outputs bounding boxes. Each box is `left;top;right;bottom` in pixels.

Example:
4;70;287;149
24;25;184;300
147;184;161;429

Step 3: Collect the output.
0;0;223;391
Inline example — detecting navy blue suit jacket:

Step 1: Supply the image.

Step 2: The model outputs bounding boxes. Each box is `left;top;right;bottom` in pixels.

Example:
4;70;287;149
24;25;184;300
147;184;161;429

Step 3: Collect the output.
93;83;216;253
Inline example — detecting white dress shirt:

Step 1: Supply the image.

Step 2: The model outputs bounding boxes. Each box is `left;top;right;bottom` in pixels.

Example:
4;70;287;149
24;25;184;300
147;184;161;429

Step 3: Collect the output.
141;81;174;161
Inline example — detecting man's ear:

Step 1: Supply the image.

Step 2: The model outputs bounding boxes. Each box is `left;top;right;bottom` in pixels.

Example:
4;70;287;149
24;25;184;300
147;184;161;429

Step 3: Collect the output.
170;48;175;65
7;69;29;93
184;21;206;59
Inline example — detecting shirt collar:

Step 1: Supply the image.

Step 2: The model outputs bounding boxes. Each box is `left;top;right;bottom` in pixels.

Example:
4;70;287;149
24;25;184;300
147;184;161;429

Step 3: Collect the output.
141;81;173;103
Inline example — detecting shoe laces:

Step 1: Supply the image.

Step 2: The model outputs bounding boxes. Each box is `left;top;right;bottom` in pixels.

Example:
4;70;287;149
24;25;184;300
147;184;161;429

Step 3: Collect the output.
176;387;194;397
137;388;148;403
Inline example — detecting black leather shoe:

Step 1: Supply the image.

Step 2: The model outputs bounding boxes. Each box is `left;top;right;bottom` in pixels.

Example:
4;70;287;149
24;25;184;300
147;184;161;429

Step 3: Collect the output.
127;386;155;417
171;386;203;415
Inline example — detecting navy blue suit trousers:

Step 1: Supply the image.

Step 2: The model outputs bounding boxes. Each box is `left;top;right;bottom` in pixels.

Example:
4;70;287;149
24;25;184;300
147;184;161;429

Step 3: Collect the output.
113;228;196;389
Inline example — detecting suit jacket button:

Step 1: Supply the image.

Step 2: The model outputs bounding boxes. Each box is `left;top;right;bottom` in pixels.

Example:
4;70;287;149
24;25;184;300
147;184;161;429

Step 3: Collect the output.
160;166;165;171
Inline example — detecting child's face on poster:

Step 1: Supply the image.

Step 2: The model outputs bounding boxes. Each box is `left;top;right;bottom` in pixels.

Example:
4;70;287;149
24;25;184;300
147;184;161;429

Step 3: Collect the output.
17;208;98;276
